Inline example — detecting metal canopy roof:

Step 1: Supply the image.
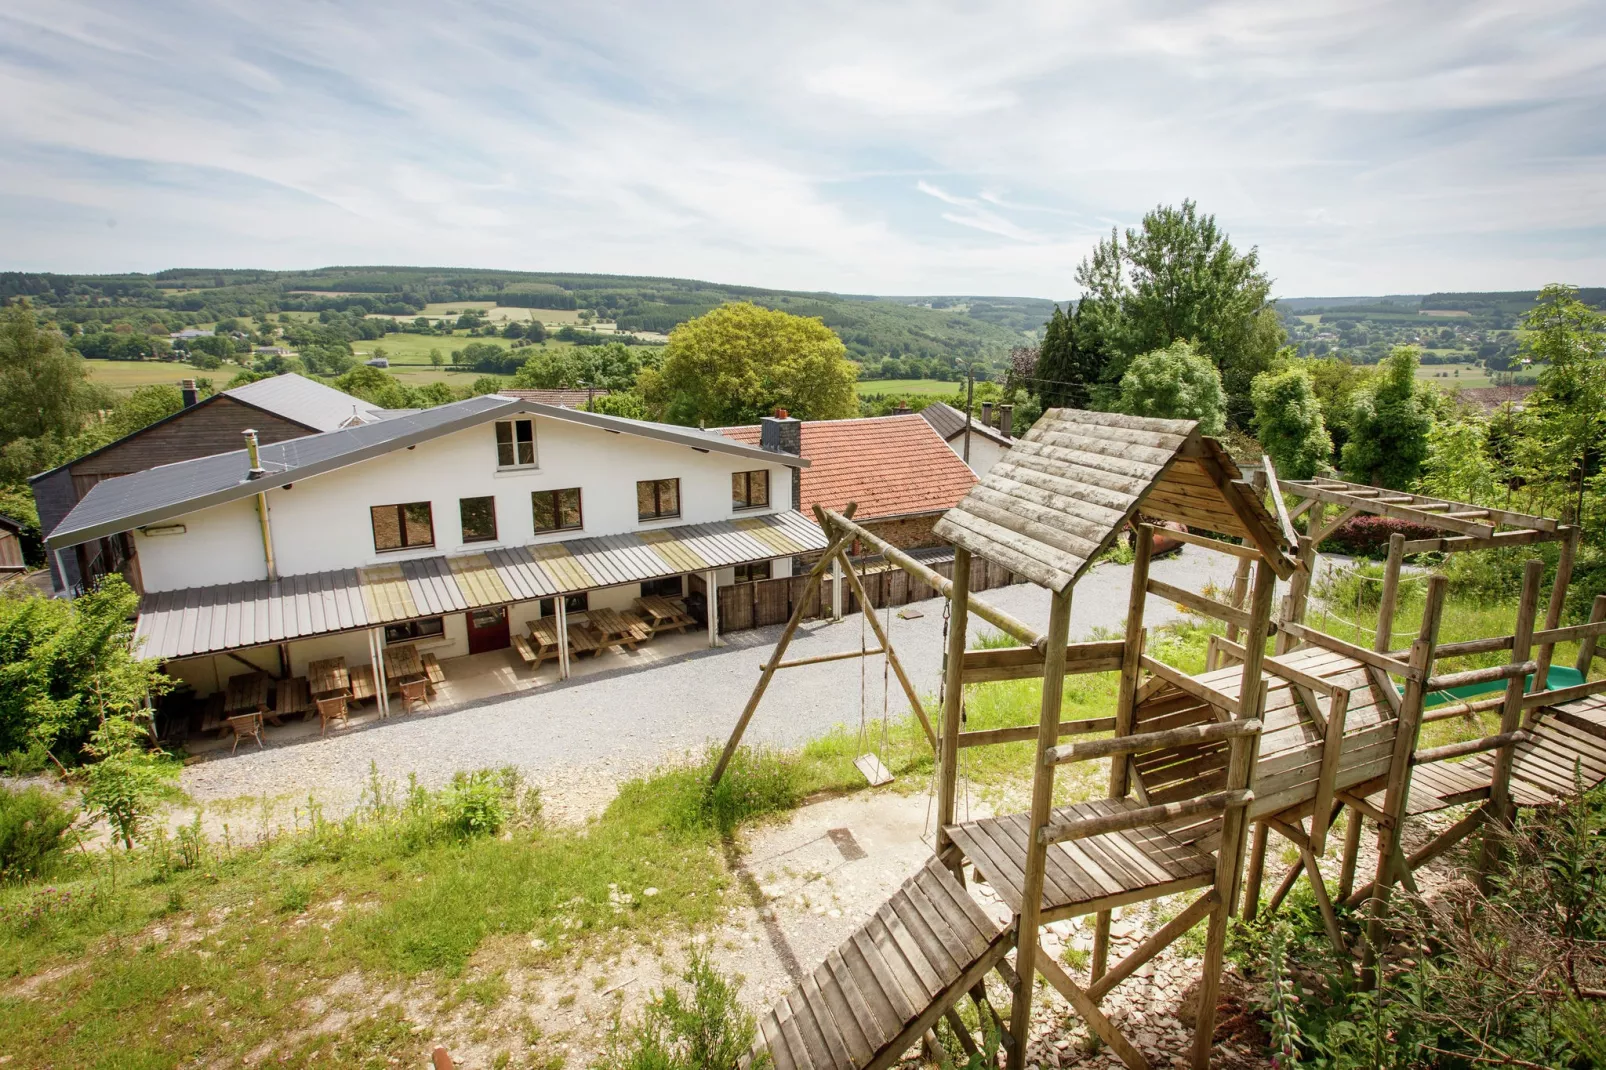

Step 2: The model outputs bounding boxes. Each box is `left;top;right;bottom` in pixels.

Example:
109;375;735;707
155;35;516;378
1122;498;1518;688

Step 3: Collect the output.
132;509;826;661
47;396;806;551
934;408;1297;594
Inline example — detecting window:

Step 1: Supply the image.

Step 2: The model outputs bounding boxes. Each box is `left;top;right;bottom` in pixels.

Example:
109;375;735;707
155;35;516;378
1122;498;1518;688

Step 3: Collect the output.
641;575;683;599
385;616;444;645
637;478;681;521
539;593;589;616
732;470;770;510
371;502;434;552
734;561;772;583
532;488;583;533
495;418;536;468
459;496;498;543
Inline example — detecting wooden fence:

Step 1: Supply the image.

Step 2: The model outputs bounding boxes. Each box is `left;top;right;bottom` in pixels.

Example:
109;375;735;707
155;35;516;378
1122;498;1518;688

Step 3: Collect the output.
715;556;1023;634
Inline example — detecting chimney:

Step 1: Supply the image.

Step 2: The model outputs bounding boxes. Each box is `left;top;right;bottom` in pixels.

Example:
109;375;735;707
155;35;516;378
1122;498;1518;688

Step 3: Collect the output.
893;403;911;416
980;401;993;428
242;429;266;479
999;405;1014;438
180;379;199;408
760;408;802;457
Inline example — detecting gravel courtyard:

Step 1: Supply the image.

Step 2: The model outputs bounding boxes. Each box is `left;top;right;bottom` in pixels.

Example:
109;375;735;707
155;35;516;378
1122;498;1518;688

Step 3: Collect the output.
180;547;1242;818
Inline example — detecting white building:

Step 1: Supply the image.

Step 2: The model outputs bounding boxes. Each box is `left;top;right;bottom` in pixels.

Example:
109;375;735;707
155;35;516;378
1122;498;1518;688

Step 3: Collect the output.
916;401;1016;478
45;396;823;702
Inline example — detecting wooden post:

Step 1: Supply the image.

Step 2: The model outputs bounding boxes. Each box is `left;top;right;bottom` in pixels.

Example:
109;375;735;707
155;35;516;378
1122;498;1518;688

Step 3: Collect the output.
371;627;389;718
1480;559;1543;881
555;595;570;680
1275;533;1317;655
709;507;859;786
1009;586;1073;1068
1230;560;1277;915
1373;533;1406;653
1094;524;1154;977
1241;823;1270;921
1577;593;1606;677
706;570;720;647
1532;527;1577;692
831;556;844;621
1192;728;1258;1070
936;547;972;873
1337;810;1365;901
1362;573;1447;985
1224;472;1266;645
836;549;937;748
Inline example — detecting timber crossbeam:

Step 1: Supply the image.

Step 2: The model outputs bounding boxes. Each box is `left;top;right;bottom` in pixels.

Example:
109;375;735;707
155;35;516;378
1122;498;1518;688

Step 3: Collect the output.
956;716;1116;750
960;640;1124;684
1414;730;1531;766
1039;790;1252;845
1046;718;1261;766
1138;654;1243;715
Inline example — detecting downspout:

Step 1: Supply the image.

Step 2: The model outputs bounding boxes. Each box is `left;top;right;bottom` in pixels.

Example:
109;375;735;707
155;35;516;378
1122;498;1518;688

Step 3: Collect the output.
243;430;277;581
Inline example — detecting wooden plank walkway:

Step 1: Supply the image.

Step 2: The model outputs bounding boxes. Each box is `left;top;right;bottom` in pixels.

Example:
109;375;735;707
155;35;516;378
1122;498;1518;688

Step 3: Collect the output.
945;800;1216;924
748;858;1013;1070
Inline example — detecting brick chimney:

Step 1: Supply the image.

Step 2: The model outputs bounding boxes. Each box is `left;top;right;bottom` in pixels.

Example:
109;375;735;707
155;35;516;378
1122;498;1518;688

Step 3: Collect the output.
893;403;911;416
980;401;993;427
180;379;199;407
999;405;1014;438
760;408;802;456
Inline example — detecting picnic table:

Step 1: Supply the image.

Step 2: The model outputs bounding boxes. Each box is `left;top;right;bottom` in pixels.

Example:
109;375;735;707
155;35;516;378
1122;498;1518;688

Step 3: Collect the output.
587;607;650;652
527;617;603;660
382;643;425;684
275;676;312;721
225;671;275;723
308;657;349;697
634;596;696;635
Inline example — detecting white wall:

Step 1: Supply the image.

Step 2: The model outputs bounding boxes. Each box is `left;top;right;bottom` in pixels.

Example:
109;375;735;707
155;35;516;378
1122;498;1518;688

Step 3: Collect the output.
945;434;1008;479
133;413;797;592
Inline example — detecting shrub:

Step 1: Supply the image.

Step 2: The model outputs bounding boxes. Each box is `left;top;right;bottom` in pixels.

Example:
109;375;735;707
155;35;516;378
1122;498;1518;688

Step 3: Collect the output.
597;953;767;1070
1315;514;1441;558
640;748;800;838
0;785;77;882
438;770;510;840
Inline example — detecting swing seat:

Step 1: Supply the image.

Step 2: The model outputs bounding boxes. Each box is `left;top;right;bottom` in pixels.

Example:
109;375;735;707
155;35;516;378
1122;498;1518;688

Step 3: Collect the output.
853;753;894;786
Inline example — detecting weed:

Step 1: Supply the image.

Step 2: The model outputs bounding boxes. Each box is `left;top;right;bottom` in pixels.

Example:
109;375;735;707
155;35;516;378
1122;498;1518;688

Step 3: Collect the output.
0;783;77;882
276;876;312;914
597;953;765;1070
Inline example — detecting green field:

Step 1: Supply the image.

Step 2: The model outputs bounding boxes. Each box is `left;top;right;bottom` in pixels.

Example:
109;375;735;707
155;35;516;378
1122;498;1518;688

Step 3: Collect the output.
1415;361;1494;388
855;378;962;397
83;359;223;392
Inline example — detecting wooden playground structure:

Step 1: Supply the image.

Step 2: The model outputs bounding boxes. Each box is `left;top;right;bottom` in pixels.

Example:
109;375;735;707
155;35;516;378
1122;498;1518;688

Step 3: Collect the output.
714;409;1606;1070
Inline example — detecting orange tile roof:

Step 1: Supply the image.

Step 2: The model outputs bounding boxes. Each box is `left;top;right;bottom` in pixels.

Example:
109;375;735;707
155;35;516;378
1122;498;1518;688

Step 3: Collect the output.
718;415;976;522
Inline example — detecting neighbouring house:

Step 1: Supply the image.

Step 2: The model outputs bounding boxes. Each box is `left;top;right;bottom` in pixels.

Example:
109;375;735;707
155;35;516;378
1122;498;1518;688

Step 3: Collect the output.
32;373;387;594
0;515;25;573
500;388;612;409
916;401;1015;477
43;398;822;709
718;412;977;552
365;357;390;368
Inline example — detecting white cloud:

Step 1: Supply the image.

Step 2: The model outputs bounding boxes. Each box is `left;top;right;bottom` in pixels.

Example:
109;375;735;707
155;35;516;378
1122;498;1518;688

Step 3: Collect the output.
0;0;1602;295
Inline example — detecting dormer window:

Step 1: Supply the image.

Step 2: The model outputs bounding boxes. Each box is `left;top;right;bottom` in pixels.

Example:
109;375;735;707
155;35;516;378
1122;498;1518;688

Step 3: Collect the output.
495;419;536;468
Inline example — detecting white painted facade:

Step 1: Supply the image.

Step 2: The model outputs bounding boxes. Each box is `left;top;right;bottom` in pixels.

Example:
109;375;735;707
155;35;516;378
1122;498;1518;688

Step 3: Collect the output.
135;412;796;593
943;433;1009;479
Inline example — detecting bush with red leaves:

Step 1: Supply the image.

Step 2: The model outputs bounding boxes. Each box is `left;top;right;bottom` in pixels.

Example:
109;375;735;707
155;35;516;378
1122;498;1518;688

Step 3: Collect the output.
1315;514;1443;558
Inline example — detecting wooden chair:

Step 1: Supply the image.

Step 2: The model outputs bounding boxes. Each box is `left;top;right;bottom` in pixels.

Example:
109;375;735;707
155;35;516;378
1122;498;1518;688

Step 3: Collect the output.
226;713;264;753
397;678;430;712
315;695;348;737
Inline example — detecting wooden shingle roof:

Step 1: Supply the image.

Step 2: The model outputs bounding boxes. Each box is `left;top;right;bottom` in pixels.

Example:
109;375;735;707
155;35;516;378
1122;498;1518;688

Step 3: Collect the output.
933;408;1296;593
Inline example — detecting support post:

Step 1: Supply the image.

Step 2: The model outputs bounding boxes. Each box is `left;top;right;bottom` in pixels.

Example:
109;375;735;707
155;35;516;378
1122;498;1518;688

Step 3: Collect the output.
1241;823;1270;921
1224;471;1265;644
1362;573;1447;985
706;570;720;647
1009;586;1074;1068
1533;527;1577;692
1192;729;1259;1069
1578;594;1606;677
371;627;390;718
1275;532;1317;655
831;556;843;621
1373;534;1406;654
1230;560;1277;916
1337;811;1364;902
937;547;972;874
556;596;570;680
1480;559;1542;882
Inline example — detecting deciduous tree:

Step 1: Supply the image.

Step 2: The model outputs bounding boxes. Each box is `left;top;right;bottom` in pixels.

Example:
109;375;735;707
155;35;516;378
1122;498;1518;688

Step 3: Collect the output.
1251;366;1333;479
1113;340;1225;434
1341;346;1435;488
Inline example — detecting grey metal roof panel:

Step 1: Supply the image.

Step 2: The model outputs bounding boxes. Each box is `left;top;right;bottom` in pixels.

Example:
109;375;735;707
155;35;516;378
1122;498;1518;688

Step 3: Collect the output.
50;395;808;550
132;509;829;660
918;401;1013;448
224;373;384;432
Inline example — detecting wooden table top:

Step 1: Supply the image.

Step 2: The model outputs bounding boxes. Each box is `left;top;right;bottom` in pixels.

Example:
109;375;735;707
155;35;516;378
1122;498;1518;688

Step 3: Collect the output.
225;672;270;715
636;596;689;622
308;657;349;697
587;607;634;637
529;618;561;646
382;644;424;681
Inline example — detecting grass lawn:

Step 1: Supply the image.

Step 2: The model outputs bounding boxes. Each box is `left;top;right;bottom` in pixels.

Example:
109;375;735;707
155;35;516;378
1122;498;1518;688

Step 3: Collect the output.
83;359;223;393
854;378;962;398
1414;361;1494;389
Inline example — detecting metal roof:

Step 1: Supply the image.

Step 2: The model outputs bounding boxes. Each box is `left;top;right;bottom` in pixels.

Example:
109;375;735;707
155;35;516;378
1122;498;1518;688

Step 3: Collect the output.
918;402;1013;448
132;509;827;660
224;373;385;432
46;396;806;551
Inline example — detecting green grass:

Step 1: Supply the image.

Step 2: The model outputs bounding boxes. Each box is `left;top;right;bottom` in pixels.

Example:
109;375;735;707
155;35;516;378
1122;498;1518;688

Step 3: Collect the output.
82;359;223;392
854;378;962;397
1413;361;1494;389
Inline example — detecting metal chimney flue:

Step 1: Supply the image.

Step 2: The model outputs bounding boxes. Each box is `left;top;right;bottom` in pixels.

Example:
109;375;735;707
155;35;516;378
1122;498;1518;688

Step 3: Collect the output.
999;404;1014;438
243;429;266;479
980;401;994;427
180;379;199;407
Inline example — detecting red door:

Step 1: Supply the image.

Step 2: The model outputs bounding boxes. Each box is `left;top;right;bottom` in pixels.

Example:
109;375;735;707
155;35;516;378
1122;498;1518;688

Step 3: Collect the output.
466;606;510;655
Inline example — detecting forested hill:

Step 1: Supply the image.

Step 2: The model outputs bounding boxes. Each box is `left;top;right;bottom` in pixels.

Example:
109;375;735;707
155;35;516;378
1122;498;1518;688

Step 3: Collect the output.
0;267;1050;372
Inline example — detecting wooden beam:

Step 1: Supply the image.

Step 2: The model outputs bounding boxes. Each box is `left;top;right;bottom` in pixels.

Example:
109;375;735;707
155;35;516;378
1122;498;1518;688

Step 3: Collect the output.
1400;528;1563;554
1280;622;1417;680
1161;526;1262;561
956;716;1116;749
1034;951;1150;1070
1049;716;1260;766
1087;891;1218;1003
1262;454;1300;547
1414;730;1531;766
1309;687;1351;855
1522;677;1606;710
1534;526;1578;692
821;508;1047;651
1111;528;1156;799
1427;661;1537;692
960;640;1125;683
1147;578;1253;632
1289;479;1558;533
1138;654;1242;716
1041;790;1251;845
1577;594;1606;676
1310;505;1361;546
766;646;883;670
1186;440;1296;577
1286;482;1496;538
937;547;971;870
834;548;937;749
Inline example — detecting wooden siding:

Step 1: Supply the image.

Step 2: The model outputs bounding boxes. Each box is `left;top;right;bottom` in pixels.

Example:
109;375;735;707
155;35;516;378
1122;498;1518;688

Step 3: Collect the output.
70;397;316;479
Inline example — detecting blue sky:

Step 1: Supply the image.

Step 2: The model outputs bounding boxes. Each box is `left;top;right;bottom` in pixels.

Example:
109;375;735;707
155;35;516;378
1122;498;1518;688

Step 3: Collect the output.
2;1;1603;297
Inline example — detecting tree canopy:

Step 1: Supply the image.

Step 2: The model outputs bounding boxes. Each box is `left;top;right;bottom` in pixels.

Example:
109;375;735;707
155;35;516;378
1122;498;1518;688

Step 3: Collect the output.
1251;366;1333;480
644;303;858;426
1113;340;1225;434
1341;346;1436;487
1031;303;1106;410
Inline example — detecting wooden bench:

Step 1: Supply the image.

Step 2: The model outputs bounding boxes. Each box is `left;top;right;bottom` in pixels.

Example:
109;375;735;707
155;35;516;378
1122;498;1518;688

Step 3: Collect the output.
620;611;653;646
634;595;696;635
512;634;540;667
275;676;312;721
421;652;446;686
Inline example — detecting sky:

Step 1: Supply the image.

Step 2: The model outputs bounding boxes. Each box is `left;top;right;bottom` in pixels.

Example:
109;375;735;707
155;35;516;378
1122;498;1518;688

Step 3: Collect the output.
2;0;1603;298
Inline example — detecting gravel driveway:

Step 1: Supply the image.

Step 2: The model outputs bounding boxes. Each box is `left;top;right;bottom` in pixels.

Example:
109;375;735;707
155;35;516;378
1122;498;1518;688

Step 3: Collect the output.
180;547;1242;817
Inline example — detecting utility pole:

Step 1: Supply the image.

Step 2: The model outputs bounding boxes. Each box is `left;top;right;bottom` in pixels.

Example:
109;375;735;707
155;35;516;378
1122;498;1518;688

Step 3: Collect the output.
962;364;975;464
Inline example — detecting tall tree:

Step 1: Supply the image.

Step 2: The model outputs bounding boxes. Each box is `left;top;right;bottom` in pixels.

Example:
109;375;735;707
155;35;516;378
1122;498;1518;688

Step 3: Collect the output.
1341;346;1436;488
0;299;94;449
1073;200;1284;426
644;302;857;426
1251;366;1333;479
1514;284;1606;528
1113;340;1225;434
